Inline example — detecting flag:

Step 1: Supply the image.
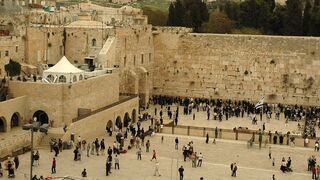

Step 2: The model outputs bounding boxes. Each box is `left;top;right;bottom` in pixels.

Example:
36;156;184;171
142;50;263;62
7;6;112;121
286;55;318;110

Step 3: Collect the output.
255;97;264;109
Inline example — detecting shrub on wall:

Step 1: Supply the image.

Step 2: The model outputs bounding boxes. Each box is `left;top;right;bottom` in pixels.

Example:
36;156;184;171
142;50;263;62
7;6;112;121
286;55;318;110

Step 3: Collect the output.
4;59;21;77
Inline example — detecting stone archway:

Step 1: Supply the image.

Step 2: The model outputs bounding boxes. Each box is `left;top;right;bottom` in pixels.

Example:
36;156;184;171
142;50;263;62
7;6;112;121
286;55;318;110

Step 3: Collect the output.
33;110;49;125
123;112;131;127
0;116;7;132
115;116;122;130
132;109;137;123
11;112;20;128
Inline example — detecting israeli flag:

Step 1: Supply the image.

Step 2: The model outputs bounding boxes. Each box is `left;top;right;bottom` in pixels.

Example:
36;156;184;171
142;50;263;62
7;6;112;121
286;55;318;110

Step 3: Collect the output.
255;97;264;109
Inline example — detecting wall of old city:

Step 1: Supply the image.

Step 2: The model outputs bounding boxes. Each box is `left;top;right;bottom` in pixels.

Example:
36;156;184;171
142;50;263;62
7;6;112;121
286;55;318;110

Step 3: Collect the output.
62;96;138;141
0;96;27;132
26;26;64;65
113;25;154;104
8;73;119;127
64;23;114;65
0;36;25;76
153;28;320;106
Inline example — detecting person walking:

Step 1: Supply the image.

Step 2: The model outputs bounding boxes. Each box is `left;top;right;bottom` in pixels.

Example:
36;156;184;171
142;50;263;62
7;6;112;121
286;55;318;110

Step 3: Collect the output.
114;155;120;170
154;161;161;176
86;142;91;157
151;150;157;161
175;137;179;150
81;168;87;177
146;140;150;152
13;156;19;170
106;159;111;176
51;158;56;174
269;147;272;159
206;133;209;144
178;166;184;180
231;163;237;177
197;153;203;167
137;148;142;160
100;139;106;155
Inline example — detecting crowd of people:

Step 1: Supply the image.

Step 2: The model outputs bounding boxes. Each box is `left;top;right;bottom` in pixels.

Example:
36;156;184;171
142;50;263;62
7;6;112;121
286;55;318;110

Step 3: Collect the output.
150;95;320;138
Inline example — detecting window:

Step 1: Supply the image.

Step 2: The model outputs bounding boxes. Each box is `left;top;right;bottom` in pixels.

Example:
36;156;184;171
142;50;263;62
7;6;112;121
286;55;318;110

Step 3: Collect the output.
58;75;66;83
73;75;77;82
133;55;136;66
47;74;54;82
79;75;83;80
16;46;18;53
141;54;144;64
5;51;9;56
92;39;97;46
149;53;152;62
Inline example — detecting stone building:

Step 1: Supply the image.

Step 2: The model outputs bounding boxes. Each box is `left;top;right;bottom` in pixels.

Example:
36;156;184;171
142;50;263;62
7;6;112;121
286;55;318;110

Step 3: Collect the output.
0;2;320;156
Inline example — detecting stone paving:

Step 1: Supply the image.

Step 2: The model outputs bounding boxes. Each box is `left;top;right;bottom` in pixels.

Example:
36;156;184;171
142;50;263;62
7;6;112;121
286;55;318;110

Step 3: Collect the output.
4;104;318;180
143;104;305;135
11;132;317;180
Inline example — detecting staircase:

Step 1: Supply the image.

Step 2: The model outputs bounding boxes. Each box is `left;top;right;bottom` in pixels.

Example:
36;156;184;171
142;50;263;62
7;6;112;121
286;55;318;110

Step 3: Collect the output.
37;128;65;149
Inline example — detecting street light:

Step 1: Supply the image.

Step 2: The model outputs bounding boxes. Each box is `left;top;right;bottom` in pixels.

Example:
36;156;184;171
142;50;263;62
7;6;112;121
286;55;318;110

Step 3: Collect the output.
22;117;48;180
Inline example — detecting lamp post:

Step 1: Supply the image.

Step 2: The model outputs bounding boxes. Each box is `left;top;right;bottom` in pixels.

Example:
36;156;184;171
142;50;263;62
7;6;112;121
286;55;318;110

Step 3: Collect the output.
23;117;48;180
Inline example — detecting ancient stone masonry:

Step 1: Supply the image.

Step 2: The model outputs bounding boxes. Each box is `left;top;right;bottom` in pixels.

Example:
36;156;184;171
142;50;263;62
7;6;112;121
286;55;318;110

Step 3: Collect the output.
153;31;320;106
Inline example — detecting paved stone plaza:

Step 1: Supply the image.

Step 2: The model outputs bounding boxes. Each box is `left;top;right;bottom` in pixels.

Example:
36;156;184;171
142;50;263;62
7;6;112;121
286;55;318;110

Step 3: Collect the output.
6;104;316;180
144;104;305;135
15;133;315;180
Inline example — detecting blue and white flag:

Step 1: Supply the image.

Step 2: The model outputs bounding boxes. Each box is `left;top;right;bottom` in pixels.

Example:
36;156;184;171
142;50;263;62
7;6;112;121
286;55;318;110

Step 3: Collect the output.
255;97;264;109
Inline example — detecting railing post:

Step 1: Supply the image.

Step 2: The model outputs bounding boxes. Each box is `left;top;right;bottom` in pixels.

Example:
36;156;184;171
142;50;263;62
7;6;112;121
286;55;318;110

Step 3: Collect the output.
187;126;190;136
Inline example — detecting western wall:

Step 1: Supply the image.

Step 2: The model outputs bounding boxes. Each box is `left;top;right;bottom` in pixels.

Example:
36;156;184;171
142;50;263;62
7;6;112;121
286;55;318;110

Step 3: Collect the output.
152;27;320;106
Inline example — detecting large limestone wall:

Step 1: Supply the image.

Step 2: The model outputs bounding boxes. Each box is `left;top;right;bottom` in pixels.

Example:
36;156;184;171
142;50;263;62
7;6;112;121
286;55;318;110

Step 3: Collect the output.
8;73;119;127
0;96;27;132
26;27;64;65
62;96;138;141
0;36;25;76
153;29;320;105
114;25;154;98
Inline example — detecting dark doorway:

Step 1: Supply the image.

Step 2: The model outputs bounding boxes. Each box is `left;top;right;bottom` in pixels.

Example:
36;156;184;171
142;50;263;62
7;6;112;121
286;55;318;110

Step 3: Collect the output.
0;117;6;132
123;112;131;127
115;116;122;130
11;112;20;128
33;110;49;125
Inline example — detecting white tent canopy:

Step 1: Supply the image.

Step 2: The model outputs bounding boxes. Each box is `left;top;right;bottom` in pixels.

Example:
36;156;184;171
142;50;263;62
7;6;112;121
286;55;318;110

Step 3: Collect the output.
43;56;85;83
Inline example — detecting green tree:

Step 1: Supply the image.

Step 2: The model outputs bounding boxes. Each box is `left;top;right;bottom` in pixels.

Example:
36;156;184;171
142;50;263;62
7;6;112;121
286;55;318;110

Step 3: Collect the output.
224;1;240;21
167;3;176;26
283;0;303;36
4;59;21;77
269;4;286;35
166;0;209;32
263;0;275;12
239;0;271;31
302;0;312;35
203;11;235;33
309;0;320;36
175;0;185;26
143;7;168;26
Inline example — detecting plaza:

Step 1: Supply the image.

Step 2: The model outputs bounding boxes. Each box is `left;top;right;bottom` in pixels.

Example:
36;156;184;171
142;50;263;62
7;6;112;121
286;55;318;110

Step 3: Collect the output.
0;1;320;180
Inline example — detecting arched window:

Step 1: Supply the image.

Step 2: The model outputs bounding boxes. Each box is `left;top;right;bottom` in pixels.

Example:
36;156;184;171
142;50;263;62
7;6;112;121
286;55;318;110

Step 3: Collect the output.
47;74;54;82
58;75;66;83
92;39;97;46
79;74;83;80
73;75;77;82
